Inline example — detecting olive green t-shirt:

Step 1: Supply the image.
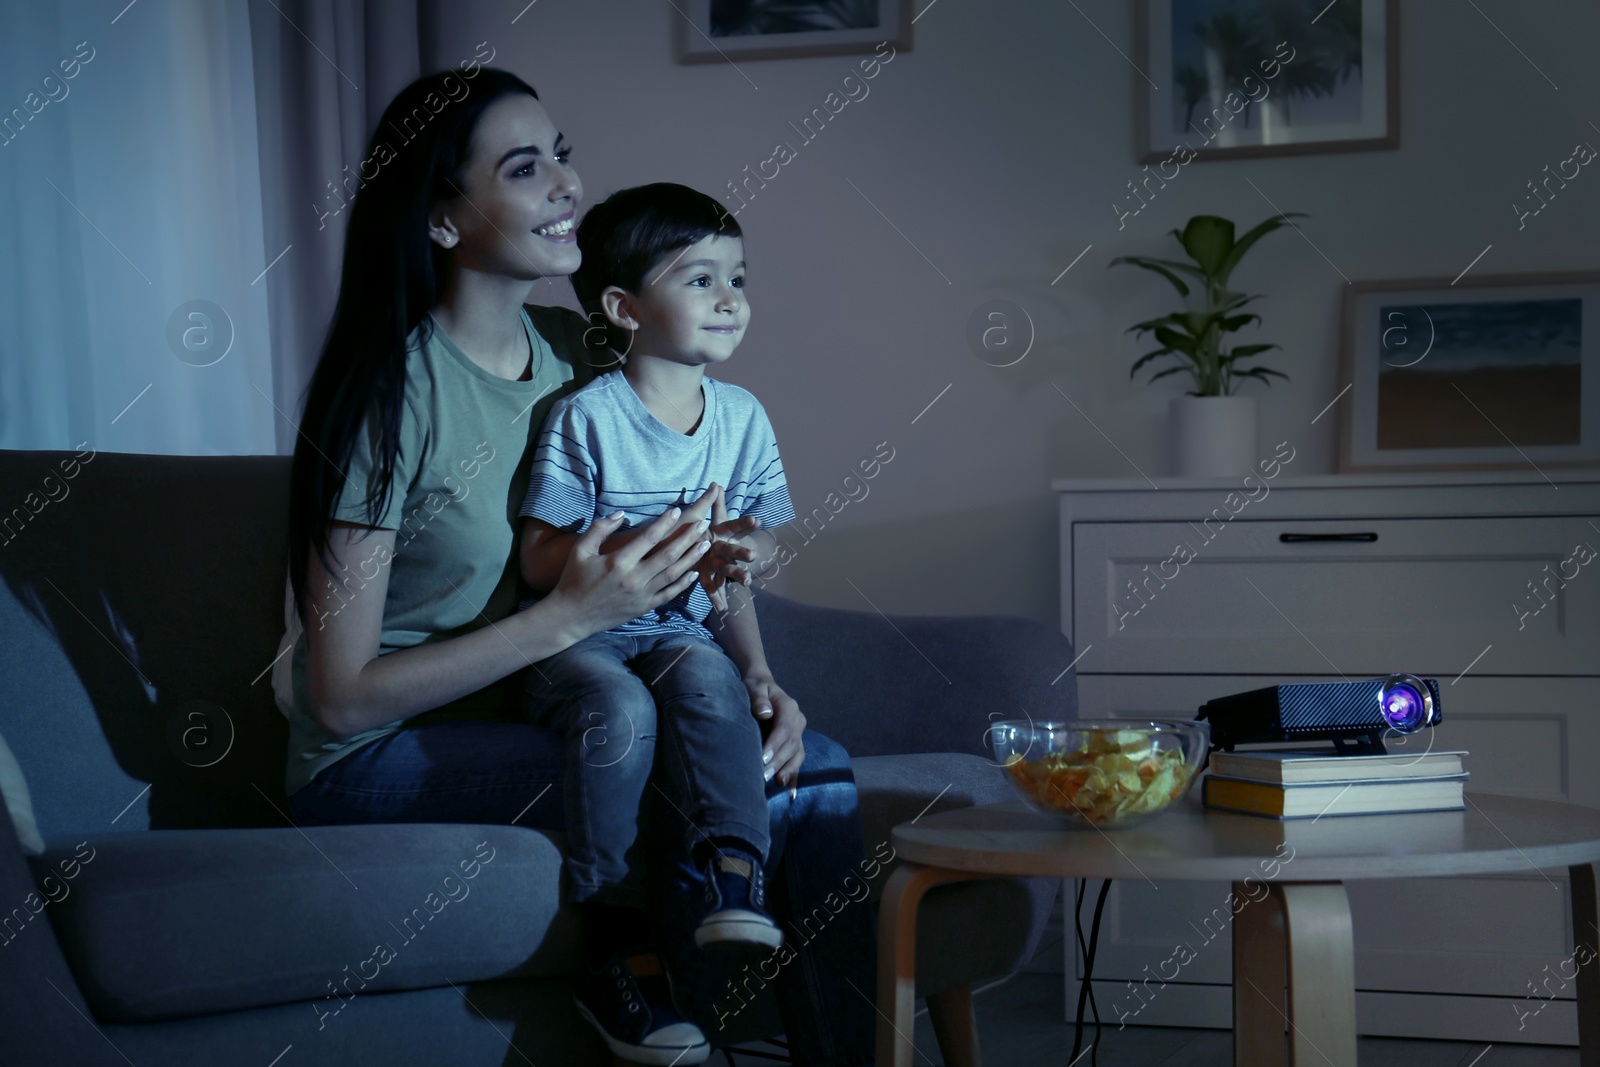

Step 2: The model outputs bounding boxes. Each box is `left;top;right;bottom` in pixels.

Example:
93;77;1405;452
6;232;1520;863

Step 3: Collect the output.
272;304;597;796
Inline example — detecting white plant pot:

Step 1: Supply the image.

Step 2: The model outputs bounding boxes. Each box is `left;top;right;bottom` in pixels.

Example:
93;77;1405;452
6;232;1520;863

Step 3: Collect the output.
1168;395;1257;477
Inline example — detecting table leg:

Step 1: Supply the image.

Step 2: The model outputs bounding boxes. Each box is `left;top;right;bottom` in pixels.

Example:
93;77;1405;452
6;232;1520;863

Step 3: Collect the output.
1233;879;1287;1066
875;862;983;1067
1571;861;1600;1067
1231;882;1357;1067
1279;882;1358;1067
927;985;982;1067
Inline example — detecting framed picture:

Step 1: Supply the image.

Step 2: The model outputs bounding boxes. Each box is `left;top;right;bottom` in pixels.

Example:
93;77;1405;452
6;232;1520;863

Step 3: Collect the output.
1135;0;1399;163
1337;272;1600;473
676;0;913;64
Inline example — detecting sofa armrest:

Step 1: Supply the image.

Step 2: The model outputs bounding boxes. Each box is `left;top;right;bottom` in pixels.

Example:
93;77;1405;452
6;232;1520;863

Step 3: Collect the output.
0;793;125;1065
752;589;1078;758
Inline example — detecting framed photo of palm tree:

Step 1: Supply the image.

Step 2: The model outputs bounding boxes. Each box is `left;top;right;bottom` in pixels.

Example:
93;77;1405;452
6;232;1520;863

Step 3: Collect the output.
676;0;913;64
1134;0;1399;162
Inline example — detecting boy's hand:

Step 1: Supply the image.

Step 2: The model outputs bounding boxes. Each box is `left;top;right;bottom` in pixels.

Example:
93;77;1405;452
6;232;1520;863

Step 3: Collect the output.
746;673;805;799
698;488;759;612
631;482;723;560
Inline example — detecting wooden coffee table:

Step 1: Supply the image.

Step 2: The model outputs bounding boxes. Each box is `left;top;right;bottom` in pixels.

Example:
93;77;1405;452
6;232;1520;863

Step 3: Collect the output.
876;791;1600;1067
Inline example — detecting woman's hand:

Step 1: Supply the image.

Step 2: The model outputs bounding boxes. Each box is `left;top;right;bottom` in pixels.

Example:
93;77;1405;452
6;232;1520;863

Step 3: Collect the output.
611;482;722;558
544;507;709;638
746;673;805;797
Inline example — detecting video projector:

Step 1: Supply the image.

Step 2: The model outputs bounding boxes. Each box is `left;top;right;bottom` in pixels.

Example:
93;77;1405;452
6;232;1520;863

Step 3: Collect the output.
1196;673;1441;754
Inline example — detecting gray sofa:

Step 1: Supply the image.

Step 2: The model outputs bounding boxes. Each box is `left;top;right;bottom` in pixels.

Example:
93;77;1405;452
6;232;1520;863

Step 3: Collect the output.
0;449;1076;1066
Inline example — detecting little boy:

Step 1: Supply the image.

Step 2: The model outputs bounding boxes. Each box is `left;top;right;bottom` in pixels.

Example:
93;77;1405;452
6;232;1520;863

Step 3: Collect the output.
516;183;799;1059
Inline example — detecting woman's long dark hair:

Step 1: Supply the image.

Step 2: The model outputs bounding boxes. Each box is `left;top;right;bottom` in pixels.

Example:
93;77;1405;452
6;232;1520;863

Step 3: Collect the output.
288;68;540;626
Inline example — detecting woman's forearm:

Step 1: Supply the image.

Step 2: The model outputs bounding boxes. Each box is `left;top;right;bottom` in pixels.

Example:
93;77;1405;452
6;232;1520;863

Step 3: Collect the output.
317;598;590;738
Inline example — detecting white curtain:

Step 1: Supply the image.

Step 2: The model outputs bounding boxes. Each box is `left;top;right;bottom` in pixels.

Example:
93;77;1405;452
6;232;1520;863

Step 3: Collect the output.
0;0;278;454
0;0;426;456
248;0;424;455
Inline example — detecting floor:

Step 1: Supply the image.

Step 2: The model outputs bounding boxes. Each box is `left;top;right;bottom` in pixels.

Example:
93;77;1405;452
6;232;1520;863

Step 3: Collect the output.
720;930;1581;1067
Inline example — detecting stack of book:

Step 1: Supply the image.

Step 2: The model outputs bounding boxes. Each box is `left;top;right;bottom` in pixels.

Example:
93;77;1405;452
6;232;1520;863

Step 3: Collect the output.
1201;747;1470;819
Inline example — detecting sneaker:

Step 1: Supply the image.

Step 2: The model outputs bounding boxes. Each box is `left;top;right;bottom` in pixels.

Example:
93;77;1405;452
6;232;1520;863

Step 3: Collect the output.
694;848;784;951
573;948;710;1065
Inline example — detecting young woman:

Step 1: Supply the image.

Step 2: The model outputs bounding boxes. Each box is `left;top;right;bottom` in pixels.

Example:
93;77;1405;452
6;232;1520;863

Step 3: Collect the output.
273;69;875;1066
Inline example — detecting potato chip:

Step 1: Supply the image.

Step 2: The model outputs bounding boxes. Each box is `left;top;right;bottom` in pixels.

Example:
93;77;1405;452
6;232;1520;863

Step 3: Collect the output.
1003;728;1193;826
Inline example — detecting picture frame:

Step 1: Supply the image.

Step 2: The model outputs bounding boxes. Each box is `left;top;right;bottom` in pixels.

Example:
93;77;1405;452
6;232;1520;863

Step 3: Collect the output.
675;0;913;64
1337;271;1600;473
1134;0;1399;163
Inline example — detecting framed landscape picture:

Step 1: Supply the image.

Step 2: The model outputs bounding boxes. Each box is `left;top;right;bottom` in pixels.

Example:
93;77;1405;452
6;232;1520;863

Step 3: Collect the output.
1135;0;1399;162
1337;272;1600;473
676;0;913;63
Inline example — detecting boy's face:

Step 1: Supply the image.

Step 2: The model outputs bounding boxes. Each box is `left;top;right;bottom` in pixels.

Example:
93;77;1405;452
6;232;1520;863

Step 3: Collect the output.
609;234;747;366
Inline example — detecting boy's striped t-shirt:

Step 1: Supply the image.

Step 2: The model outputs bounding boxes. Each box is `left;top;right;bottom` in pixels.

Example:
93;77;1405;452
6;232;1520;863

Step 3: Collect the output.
518;368;795;636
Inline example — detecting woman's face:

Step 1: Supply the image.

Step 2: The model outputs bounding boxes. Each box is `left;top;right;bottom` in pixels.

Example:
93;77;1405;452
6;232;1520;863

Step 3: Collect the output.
432;94;582;280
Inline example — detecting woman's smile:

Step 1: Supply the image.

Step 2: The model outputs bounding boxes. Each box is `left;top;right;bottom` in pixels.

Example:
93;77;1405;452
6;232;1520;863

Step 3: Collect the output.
534;212;575;241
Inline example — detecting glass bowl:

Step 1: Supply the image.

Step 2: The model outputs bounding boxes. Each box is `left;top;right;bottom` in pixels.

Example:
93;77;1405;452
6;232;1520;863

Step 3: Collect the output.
988;719;1210;829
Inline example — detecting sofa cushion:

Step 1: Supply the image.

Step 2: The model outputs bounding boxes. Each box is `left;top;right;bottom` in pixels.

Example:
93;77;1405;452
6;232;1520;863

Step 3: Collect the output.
40;822;585;1023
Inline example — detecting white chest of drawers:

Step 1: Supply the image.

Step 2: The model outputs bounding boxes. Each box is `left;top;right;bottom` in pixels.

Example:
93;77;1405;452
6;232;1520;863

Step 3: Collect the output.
1054;468;1600;1044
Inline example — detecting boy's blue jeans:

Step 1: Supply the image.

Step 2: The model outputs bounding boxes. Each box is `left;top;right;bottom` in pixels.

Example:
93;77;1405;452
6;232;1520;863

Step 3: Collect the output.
520;628;772;910
287;691;876;1065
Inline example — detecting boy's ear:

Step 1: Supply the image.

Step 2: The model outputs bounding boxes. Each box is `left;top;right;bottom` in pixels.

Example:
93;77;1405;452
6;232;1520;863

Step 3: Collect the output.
600;287;639;331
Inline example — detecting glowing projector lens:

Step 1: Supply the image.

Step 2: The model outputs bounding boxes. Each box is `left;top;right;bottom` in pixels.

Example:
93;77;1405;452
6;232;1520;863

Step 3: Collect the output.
1378;674;1432;732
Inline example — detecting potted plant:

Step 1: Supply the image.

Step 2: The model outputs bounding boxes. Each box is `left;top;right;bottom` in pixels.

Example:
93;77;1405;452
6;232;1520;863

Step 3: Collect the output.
1110;212;1303;477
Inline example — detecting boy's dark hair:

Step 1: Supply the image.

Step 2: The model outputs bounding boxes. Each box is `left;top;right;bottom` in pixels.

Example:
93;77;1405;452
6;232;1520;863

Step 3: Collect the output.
570;182;742;355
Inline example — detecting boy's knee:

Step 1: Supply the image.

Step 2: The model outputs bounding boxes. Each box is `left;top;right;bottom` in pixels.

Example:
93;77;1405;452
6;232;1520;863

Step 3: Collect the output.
654;643;745;700
531;648;650;711
668;680;754;729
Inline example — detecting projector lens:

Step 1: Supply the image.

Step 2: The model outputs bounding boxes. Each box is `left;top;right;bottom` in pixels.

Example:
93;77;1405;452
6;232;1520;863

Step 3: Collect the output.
1379;674;1433;732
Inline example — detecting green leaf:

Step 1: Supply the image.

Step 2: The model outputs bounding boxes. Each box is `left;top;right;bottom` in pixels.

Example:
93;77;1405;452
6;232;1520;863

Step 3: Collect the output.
1211;291;1260;314
1218;212;1308;284
1153;326;1200;355
1107;256;1192;298
1218;313;1262;332
1129;349;1173;376
1176;216;1236;277
1147;366;1191;383
1228;343;1281;357
1128;312;1192;334
1113;255;1208;278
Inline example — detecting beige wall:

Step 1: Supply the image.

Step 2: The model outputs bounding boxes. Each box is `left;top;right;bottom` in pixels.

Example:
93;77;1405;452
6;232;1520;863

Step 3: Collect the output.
425;0;1600;627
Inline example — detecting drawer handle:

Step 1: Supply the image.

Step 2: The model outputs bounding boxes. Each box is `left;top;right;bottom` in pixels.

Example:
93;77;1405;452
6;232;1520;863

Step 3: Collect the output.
1279;532;1379;543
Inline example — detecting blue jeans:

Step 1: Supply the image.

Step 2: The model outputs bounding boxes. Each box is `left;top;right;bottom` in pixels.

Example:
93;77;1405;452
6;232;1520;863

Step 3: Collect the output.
288;719;876;1065
654;729;878;1065
521;629;771;909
